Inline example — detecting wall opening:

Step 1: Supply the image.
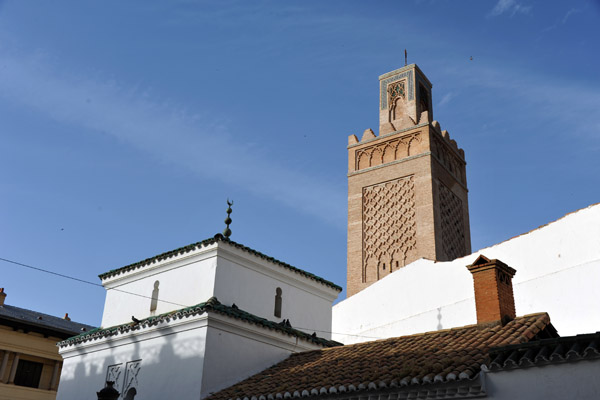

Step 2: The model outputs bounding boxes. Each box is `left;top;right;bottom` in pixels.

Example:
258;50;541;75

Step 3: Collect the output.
274;288;282;318
150;281;159;312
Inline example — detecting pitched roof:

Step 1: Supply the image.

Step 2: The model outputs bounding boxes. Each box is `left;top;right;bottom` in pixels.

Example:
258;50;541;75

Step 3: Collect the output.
0;304;95;339
58;297;341;348
98;234;341;292
207;313;554;400
488;331;600;371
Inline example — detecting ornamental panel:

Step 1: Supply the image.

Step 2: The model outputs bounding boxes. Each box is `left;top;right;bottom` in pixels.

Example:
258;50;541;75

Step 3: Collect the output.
439;183;466;260
362;176;416;282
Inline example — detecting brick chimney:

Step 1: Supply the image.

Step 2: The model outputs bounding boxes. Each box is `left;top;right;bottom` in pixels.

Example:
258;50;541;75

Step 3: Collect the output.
466;255;516;325
0;288;6;306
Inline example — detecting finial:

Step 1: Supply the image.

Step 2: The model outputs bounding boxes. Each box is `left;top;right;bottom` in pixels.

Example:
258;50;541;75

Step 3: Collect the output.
223;199;233;238
404;49;407;66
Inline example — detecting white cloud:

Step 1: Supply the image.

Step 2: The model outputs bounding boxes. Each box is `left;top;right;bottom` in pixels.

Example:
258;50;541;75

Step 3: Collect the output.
562;8;580;24
438;92;455;107
0;49;347;227
444;63;600;142
489;0;532;17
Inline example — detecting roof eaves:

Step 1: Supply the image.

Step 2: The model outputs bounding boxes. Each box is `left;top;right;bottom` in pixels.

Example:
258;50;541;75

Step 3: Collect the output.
488;331;600;371
98;235;342;292
224;375;485;400
58;297;341;348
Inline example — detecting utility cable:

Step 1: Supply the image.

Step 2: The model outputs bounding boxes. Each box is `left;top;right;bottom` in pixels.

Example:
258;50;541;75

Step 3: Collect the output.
0;256;383;339
0;256;188;308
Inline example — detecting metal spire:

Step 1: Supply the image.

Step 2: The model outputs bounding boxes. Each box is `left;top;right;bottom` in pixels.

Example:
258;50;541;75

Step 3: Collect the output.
405;49;407;66
223;199;233;238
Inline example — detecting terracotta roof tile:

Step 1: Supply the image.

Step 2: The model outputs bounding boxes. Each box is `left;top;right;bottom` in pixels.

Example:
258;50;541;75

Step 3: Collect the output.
207;313;554;400
488;330;600;371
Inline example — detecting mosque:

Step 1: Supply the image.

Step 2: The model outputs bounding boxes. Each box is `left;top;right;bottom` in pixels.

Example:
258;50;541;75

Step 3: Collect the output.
55;64;600;400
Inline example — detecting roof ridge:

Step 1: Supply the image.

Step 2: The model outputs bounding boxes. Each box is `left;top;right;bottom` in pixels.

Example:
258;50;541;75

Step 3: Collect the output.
97;235;342;291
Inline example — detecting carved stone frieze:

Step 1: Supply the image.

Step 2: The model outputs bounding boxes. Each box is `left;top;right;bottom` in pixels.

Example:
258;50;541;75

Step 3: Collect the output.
106;364;123;390
123;360;142;396
362;176;416;282
355;132;422;170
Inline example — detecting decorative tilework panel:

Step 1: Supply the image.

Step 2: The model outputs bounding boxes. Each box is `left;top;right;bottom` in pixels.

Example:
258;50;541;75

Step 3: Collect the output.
380;70;414;109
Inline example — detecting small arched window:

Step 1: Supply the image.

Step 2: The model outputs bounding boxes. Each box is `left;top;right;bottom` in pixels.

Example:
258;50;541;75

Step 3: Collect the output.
150;281;159;312
274;288;282;318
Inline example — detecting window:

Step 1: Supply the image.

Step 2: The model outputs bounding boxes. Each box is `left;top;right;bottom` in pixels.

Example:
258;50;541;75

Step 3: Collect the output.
150;280;159;312
274;288;282;318
14;359;43;388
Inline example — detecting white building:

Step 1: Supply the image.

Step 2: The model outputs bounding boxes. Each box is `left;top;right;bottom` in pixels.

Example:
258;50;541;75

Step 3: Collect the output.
55;62;600;400
332;203;600;344
56;234;341;400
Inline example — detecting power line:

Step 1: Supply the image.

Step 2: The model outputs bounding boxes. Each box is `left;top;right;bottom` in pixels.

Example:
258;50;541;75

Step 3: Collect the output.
0;256;382;340
0;256;188;308
0;256;103;288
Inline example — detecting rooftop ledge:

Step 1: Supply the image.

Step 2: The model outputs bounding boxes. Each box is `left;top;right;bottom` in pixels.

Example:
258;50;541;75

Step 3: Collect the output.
98;234;342;292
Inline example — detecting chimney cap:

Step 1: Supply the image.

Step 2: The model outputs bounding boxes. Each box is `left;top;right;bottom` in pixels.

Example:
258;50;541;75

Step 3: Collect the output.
466;255;516;277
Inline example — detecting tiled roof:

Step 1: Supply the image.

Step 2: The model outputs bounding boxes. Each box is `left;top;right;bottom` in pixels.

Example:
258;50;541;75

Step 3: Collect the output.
207;313;555;400
0;304;95;339
58;297;341;348
98;234;342;292
488;331;600;371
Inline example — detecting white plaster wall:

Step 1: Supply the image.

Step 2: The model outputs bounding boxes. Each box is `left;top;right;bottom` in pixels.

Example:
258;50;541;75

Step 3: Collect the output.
101;249;218;327
100;242;339;340
333;204;600;343
484;360;600;399
57;313;323;400
213;248;336;339
201;319;322;398
57;321;208;400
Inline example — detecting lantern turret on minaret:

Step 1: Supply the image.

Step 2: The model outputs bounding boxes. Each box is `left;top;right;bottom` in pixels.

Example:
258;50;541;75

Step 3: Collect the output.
347;64;471;297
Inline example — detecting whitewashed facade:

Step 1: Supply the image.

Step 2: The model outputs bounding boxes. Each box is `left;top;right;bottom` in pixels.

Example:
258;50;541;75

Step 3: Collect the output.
57;236;341;400
333;203;600;344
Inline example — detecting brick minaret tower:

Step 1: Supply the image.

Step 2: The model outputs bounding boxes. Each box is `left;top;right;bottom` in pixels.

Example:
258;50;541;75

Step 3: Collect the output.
347;64;471;297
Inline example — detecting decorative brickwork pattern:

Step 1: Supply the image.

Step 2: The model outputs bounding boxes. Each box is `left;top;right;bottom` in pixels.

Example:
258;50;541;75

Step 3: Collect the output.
431;134;466;185
439;183;466;260
362;176;416;282
355;132;421;170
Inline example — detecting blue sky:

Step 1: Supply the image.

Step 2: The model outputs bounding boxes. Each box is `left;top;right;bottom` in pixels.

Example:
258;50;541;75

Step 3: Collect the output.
1;1;599;326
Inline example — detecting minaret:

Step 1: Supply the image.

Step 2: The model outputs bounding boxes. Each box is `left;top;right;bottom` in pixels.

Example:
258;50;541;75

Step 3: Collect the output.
347;64;471;297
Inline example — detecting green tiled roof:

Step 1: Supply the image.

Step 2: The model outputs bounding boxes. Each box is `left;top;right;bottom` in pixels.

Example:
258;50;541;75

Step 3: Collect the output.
58;297;342;348
98;234;342;291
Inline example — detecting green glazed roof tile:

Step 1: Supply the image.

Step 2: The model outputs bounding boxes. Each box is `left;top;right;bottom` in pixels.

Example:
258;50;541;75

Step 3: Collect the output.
58;297;341;348
98;234;341;292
